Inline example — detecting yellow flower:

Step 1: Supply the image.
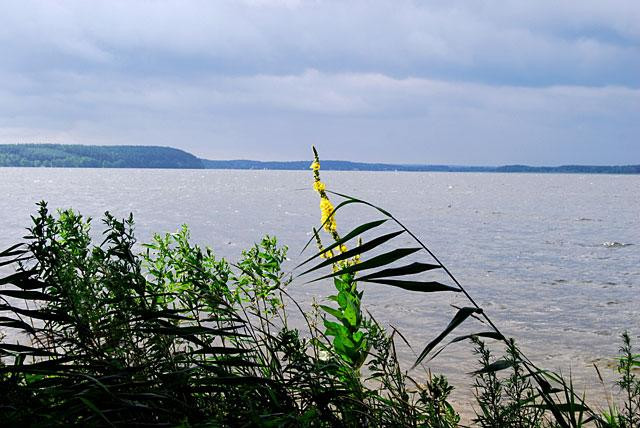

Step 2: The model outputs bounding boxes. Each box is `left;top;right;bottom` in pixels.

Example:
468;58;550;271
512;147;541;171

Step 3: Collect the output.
313;181;326;192
320;249;334;259
310;160;320;171
339;244;348;253
319;197;333;213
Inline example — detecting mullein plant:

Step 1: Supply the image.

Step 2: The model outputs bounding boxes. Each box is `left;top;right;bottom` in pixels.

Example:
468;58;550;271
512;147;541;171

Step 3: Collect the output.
310;146;369;371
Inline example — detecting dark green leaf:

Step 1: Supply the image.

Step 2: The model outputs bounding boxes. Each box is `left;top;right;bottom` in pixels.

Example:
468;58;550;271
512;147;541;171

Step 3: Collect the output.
472;359;514;375
298;218;388;266
308;248;422;283
0;289;55;301
0;305;70;322
414;307;482;367
526;403;591;412
298;230;405;277
357;261;441;281
0;243;26;258
0;343;57;357
428;331;504;361
363;279;460;293
0;316;37;334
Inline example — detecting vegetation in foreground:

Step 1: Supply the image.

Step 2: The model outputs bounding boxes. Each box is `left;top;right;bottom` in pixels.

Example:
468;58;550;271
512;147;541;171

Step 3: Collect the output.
0;149;638;426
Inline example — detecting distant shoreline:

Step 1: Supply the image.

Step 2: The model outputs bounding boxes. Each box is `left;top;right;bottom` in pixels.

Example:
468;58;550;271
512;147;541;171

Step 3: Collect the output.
200;159;640;174
1;144;639;174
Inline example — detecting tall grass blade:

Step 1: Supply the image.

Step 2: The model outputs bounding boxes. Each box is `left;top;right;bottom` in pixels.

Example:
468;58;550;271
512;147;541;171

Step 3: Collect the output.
297;219;388;264
298;230;405;277
307;248;422;283
414;307;482;367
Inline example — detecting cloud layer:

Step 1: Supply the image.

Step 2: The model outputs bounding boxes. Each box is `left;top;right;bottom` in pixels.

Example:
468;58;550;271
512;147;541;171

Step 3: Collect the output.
1;0;638;164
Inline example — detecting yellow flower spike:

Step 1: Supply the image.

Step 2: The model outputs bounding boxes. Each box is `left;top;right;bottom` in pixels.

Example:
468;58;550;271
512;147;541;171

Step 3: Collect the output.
321;249;334;259
339;244;348;253
310;160;320;171
313;181;326;192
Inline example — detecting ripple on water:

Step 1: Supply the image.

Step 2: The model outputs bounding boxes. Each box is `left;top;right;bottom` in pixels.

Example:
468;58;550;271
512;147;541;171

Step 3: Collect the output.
602;241;633;248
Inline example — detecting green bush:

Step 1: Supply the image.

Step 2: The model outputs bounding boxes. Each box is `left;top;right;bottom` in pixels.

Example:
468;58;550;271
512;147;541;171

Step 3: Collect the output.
0;202;460;426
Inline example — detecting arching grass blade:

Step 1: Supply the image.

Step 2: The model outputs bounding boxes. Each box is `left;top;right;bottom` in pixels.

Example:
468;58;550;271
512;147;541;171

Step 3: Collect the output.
297;219;388;266
298;230;404;277
356;261;441;282
414;307;482;368
307;248;422;283
362;279;460;293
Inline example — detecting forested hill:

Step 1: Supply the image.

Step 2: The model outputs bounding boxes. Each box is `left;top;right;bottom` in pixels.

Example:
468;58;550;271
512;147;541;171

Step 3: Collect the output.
202;159;640;174
0;144;204;169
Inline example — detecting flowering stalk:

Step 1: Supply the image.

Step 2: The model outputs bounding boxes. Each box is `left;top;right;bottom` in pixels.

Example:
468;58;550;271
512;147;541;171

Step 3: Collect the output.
311;146;368;370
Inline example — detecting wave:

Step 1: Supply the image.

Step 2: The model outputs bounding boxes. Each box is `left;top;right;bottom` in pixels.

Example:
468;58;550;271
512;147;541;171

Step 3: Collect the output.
602;241;633;248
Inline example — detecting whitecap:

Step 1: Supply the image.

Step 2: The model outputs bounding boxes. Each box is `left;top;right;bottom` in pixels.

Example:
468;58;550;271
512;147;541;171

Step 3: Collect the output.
602;241;633;248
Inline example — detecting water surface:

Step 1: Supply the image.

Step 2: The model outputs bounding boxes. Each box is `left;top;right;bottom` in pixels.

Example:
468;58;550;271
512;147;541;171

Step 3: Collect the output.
1;168;638;407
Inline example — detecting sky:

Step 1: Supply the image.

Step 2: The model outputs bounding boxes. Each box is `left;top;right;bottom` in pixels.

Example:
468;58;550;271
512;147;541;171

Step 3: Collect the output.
0;0;639;165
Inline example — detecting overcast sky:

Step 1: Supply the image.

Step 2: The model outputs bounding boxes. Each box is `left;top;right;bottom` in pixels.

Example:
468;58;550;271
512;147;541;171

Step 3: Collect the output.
1;0;638;165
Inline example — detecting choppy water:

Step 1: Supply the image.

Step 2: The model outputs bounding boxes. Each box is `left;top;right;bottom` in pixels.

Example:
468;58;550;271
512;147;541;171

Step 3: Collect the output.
1;168;638;407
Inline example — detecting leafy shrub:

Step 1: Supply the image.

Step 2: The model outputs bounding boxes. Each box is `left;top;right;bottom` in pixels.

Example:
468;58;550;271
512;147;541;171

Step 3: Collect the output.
0;202;460;426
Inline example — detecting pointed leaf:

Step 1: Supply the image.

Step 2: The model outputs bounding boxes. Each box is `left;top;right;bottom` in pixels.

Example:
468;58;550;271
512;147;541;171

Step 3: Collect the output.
319;305;344;321
428;331;504;361
0;305;70;322
472;359;514;375
309;248;422;283
364;279;460;293
0;271;32;286
0;343;57;357
0;289;55;301
0;257;29;268
357;262;441;281
0;316;37;334
414;307;482;367
299;230;405;277
298;219;388;266
0;243;26;258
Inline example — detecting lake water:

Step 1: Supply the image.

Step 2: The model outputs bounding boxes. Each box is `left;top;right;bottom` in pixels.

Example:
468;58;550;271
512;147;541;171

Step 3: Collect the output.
1;167;638;408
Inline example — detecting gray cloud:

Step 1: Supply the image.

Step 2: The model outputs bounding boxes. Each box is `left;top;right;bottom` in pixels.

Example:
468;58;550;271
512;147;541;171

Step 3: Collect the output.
0;0;638;164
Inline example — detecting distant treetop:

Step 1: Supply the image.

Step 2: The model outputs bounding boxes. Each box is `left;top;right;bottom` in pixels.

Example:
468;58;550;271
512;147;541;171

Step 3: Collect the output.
0;144;204;169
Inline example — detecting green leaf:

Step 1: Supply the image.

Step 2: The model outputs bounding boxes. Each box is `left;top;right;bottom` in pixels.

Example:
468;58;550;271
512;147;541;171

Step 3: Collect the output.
334;335;356;353
323;319;349;337
472;359;514;375
526;403;591;412
0;289;55;301
188;347;251;355
343;302;358;327
0;256;29;268
308;248;422;283
298;218;388;266
337;290;349;309
0;305;70;322
0;343;57;357
0;243;26;258
0;271;33;286
356;261;441;281
362;279;460;293
428;331;504;361
414;307;482;367
298;230;405;277
0;316;37;334
319;304;344;321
